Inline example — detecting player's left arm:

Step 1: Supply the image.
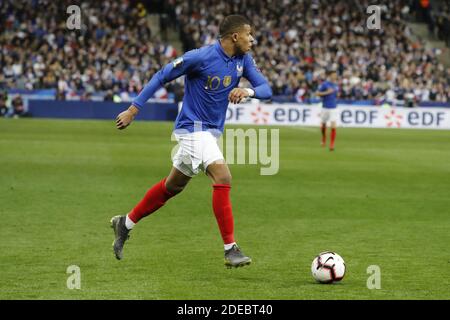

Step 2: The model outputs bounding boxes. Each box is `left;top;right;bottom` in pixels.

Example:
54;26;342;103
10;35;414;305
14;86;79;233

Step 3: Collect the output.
315;83;335;97
229;54;272;104
315;89;335;97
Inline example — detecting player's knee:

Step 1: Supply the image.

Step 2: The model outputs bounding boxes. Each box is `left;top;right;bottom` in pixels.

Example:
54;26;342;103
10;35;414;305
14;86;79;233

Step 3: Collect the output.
165;180;188;195
214;173;232;185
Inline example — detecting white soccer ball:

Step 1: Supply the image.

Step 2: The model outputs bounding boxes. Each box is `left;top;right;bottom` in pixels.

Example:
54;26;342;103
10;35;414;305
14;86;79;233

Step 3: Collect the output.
311;251;346;284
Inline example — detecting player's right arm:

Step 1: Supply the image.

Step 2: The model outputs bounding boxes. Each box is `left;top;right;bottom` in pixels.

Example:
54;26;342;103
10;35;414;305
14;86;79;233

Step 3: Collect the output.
116;49;203;130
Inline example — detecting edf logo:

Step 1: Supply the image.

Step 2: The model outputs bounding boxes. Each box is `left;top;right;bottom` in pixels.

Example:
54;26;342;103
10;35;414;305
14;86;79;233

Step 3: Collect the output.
408;111;446;127
274;108;311;123
341;110;378;124
226;107;245;121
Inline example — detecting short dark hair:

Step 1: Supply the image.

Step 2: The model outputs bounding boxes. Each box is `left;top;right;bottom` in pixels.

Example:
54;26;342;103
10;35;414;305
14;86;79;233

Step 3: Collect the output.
219;15;250;38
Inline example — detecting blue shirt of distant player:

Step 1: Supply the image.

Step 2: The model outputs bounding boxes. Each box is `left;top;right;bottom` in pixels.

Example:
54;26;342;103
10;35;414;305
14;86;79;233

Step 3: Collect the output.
131;41;272;133
318;81;339;109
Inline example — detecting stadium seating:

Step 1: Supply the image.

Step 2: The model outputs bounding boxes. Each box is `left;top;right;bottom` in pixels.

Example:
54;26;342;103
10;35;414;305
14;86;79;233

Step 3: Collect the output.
0;0;174;101
0;0;449;105
170;0;449;103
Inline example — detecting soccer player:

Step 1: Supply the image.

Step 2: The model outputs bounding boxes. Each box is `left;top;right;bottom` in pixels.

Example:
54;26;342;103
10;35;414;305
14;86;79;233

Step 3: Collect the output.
316;69;339;151
111;15;272;268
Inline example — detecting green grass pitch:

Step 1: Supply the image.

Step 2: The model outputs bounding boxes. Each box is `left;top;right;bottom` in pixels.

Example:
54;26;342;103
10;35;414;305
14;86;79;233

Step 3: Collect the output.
0;118;449;299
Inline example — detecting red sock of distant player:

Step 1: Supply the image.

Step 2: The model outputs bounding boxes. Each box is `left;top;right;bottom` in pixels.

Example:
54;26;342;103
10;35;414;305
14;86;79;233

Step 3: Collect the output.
321;124;326;146
330;128;336;149
128;178;175;223
212;184;235;245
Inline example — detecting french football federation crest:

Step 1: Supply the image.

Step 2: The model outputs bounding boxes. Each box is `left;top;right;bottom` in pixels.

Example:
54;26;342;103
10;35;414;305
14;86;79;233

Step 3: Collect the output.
236;64;243;77
223;76;232;87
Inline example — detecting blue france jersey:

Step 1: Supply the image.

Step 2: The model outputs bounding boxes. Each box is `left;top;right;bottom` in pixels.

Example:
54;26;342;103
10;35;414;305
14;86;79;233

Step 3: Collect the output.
132;41;272;133
318;81;339;109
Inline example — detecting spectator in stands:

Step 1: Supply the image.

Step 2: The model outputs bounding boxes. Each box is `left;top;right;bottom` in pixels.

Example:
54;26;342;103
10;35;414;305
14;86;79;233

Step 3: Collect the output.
103;90;114;102
418;0;433;31
435;6;450;47
11;95;29;118
0;91;8;117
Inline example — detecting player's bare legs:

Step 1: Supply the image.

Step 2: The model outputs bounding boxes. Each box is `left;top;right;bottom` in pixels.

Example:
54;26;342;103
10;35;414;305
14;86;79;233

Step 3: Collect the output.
206;160;252;268
206;160;232;185
165;166;192;194
321;122;327;147
111;167;190;260
329;121;337;151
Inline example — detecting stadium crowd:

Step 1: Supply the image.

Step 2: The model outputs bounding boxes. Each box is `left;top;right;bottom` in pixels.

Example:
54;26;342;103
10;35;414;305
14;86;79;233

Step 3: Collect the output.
0;0;177;102
0;0;449;107
173;0;450;103
419;0;450;48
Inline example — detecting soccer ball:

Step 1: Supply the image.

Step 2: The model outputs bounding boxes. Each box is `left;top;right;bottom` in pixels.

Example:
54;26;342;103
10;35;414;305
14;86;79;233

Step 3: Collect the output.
311;251;346;284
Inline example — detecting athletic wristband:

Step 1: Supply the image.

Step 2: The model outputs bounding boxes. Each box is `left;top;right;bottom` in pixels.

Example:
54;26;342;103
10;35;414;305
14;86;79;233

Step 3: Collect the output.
245;88;255;97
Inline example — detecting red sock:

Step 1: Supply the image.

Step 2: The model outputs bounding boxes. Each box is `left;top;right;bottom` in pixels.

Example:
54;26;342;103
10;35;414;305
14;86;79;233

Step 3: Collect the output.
321;124;327;145
212;184;235;245
128;178;175;223
330;128;336;147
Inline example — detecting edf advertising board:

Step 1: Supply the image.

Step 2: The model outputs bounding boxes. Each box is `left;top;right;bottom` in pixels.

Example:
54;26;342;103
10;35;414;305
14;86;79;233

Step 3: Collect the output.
225;102;450;130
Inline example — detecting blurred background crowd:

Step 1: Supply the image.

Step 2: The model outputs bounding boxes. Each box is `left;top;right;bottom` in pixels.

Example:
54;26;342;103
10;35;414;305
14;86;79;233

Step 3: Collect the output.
0;0;449;114
173;0;449;103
